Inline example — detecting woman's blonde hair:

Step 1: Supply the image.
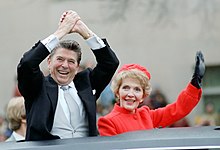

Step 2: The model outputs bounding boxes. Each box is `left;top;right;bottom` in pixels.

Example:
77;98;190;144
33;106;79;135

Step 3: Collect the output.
111;68;152;102
6;96;25;131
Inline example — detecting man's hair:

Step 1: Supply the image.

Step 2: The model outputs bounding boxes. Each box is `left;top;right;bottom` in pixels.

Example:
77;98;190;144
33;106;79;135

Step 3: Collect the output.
50;40;82;64
6;97;26;131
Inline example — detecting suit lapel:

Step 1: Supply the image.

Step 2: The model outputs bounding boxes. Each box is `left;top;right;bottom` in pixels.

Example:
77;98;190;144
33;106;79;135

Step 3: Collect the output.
74;72;96;115
45;76;59;113
74;73;89;105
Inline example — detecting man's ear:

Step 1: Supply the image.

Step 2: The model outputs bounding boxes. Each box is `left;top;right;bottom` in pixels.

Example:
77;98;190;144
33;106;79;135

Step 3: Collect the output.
75;64;80;75
47;56;50;64
47;57;51;70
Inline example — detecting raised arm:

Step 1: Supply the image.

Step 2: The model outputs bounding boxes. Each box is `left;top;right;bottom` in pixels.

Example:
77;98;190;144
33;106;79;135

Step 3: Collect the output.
17;11;80;99
69;14;119;98
151;51;205;128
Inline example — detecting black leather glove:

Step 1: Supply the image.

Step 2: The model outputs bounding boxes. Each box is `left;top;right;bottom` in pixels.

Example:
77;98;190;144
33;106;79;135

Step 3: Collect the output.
191;51;205;89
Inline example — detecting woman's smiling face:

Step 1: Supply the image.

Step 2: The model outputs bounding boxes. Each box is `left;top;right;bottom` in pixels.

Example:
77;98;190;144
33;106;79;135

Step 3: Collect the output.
117;77;144;113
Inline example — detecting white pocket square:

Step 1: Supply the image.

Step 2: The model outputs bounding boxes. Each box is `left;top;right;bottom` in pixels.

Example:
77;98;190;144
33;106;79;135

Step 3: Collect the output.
92;89;96;95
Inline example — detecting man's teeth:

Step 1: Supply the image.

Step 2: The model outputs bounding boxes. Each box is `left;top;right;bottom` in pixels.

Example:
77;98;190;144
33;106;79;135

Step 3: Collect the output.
59;71;68;74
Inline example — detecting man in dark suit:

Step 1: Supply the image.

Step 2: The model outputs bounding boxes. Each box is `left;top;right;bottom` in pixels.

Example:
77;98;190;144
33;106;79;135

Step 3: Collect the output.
17;10;119;141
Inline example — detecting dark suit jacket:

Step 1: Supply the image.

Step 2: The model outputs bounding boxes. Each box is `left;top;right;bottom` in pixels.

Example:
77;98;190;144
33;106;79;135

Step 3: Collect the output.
17;39;119;141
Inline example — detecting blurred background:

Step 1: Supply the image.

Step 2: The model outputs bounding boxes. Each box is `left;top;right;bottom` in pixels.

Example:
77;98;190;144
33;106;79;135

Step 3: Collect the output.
0;0;220;141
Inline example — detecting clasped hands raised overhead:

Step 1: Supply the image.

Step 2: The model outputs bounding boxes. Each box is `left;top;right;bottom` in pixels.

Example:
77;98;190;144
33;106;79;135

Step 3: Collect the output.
56;10;93;40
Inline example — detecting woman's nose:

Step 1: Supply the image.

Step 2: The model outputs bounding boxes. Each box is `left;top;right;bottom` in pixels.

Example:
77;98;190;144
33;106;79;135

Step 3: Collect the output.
127;90;135;97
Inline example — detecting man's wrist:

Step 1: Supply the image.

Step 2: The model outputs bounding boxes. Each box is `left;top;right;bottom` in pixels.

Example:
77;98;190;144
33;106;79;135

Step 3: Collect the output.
41;34;59;52
86;34;106;50
82;30;94;40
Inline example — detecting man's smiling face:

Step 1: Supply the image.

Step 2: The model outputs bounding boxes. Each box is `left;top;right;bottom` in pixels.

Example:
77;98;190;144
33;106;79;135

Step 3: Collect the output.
48;48;79;86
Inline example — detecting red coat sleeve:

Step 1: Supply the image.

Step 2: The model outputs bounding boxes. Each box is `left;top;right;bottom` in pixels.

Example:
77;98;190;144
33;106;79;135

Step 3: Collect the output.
149;83;202;128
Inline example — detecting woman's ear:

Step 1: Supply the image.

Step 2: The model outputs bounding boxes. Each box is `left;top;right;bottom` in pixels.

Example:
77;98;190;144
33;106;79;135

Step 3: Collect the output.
116;93;119;98
115;89;120;98
115;92;120;104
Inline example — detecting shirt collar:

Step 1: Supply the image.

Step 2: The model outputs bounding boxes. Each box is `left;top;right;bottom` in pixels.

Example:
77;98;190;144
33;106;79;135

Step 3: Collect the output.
59;82;77;91
12;131;25;141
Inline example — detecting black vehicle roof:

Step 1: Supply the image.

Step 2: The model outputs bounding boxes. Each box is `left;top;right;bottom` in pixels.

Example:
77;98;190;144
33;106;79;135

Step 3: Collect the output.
1;126;220;150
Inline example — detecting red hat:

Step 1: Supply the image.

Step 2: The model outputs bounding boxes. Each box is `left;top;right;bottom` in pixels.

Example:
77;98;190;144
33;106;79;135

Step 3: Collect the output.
118;64;151;80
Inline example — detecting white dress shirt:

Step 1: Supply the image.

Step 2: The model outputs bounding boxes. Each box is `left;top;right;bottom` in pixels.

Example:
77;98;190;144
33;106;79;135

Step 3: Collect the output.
58;82;83;123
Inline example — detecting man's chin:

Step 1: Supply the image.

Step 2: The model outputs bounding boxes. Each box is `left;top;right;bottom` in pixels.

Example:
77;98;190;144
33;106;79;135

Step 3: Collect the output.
56;79;70;86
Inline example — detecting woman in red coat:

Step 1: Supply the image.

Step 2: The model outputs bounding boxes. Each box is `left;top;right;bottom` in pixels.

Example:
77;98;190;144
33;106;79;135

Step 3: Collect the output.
98;51;205;136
